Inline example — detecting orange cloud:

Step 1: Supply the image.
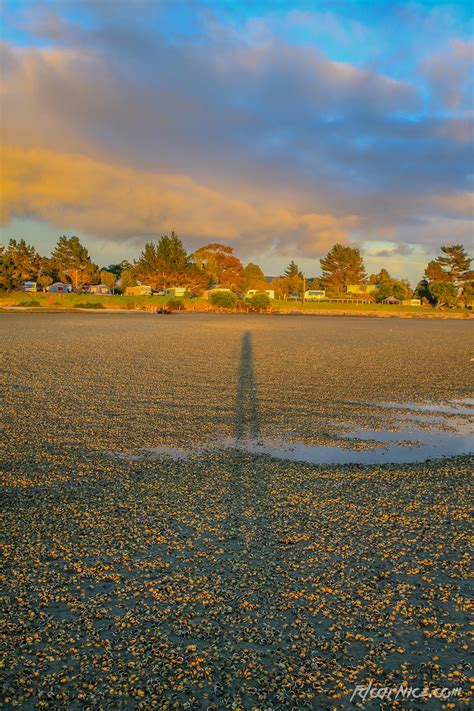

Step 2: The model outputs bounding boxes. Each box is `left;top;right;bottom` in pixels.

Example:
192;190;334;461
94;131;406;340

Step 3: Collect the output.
0;145;357;254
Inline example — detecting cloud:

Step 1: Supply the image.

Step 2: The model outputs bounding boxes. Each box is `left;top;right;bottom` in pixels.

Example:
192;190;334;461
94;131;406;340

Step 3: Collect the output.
432;192;474;219
422;38;474;110
0;145;356;255
370;243;421;259
0;1;472;262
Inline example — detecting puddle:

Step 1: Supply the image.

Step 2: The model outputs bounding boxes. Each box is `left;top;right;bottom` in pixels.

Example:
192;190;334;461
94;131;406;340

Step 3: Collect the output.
228;429;472;465
113;399;473;466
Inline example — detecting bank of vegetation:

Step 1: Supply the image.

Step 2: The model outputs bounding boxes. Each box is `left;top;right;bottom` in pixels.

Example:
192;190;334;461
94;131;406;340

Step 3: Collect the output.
0;232;472;315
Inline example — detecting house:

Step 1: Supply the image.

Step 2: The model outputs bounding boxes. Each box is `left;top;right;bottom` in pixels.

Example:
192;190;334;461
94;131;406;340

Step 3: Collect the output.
125;285;152;296
164;287;187;298
20;281;37;292
304;289;326;301
48;282;72;293
245;289;275;300
347;284;379;294
402;298;421;306
87;284;112;295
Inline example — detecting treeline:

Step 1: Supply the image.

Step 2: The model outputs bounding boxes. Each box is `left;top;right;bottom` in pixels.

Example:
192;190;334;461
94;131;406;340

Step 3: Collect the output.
0;233;472;307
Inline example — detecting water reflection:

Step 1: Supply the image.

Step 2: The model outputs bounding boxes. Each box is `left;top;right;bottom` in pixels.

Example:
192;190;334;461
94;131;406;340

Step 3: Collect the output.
116;399;473;465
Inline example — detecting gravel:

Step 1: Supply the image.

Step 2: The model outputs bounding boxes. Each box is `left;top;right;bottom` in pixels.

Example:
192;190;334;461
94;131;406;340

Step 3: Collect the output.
1;313;472;709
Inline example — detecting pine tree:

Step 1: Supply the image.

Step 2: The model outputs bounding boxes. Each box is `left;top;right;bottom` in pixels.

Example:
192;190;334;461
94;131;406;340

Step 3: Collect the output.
435;244;472;286
320;244;366;294
284;260;301;279
424;260;450;284
135;232;191;289
51;236;97;288
6;239;40;281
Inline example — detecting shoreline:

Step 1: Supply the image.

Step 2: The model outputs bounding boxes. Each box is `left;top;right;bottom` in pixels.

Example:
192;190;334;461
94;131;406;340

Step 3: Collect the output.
1;305;472;319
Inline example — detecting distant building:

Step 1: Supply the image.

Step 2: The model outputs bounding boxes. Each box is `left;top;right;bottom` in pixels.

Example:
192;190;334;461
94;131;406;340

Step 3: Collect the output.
402;298;421;306
48;282;72;293
304;289;326;301
381;296;401;304
164;287;187;298
87;284;112;295
20;281;37;292
125;285;152;296
246;289;275;300
347;284;379;294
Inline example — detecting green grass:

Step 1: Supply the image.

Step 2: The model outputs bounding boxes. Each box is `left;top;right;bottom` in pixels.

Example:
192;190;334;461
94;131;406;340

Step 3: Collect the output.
0;291;470;317
73;301;105;309
17;299;41;307
0;292;175;310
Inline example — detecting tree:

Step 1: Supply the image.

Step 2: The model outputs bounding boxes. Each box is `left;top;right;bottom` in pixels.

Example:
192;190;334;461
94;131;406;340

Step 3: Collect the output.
370;269;412;302
424;260;450;284
320;244;366;294
248;292;271;311
284;260;302;279
423;245;473;308
460;280;474;308
0;253;20;291
210;291;237;309
120;268;137;291
185;265;209;294
134;242;162;288
135;232;192;289
37;274;53;292
99;270;116;290
369;268;390;285
51;236;97;288
243;262;266;291
106;261;132;279
268;277;286;299
436;244;472;287
4;239;41;282
276;261;304;298
429;282;459;308
414;278;431;304
192;243;243;290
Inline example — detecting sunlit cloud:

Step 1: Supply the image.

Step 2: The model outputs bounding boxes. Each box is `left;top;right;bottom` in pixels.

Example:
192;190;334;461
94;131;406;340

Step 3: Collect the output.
1;145;356;255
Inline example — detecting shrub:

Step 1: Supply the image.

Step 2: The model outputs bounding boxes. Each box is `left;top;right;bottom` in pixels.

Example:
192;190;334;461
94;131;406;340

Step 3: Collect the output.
210;291;237;309
73;301;105;309
235;299;249;311
18;299;41;307
166;298;184;311
429;283;459;308
248;293;271;311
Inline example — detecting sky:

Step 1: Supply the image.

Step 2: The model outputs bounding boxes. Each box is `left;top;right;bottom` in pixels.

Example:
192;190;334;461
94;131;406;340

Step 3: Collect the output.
1;0;473;283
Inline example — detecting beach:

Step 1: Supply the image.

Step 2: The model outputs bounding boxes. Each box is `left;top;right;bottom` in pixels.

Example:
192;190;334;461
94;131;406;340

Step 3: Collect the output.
1;313;472;709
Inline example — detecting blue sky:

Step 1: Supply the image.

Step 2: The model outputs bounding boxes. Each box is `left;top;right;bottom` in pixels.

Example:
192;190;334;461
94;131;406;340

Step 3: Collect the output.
1;0;473;282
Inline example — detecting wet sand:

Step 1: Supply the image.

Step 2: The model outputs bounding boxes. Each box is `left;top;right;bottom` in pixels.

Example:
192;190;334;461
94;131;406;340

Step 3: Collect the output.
1;314;472;709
